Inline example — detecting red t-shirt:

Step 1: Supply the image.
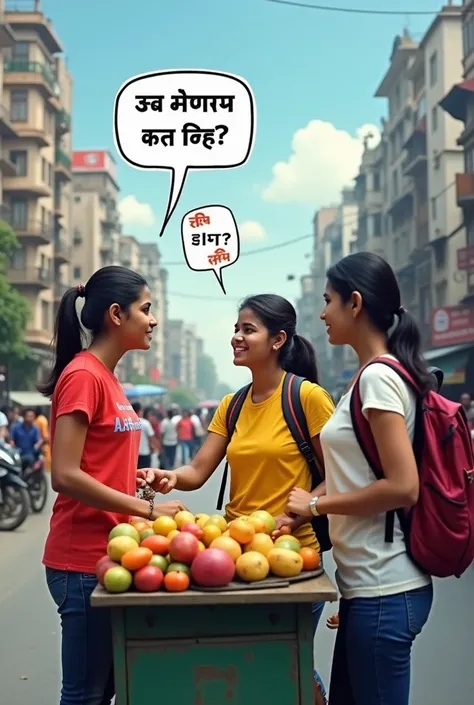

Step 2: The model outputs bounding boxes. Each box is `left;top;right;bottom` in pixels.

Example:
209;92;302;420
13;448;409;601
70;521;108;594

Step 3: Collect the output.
177;418;194;441
43;351;141;573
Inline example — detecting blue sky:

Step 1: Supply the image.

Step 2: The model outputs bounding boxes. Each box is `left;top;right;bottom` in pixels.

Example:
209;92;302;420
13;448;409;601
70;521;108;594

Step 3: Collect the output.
43;0;441;386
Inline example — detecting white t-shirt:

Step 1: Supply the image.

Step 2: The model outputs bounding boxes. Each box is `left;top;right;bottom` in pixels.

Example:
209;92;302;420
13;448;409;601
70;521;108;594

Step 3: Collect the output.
0;411;8;428
139;418;155;456
161;417;178;446
320;355;432;600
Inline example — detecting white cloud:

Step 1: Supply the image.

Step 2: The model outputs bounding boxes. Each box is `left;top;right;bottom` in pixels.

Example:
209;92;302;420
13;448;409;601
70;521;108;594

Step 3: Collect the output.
239;220;267;241
262;120;381;205
118;195;156;227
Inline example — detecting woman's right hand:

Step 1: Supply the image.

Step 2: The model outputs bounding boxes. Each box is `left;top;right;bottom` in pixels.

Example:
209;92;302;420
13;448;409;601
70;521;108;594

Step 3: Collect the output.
149;469;178;494
152;500;188;519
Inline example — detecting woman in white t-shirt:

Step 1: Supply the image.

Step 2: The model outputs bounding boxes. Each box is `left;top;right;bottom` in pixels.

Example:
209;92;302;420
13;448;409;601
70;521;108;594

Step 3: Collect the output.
287;252;433;705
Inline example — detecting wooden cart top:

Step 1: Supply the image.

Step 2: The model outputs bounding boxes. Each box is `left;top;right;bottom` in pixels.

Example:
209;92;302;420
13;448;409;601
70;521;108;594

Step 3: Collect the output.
91;572;338;608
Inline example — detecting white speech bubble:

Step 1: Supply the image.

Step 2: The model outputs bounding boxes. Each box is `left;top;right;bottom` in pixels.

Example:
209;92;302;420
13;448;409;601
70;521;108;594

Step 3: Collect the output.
181;205;239;294
114;70;256;237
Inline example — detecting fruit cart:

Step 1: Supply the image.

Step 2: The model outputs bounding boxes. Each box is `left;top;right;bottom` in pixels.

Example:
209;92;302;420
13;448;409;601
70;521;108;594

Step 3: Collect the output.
91;571;338;705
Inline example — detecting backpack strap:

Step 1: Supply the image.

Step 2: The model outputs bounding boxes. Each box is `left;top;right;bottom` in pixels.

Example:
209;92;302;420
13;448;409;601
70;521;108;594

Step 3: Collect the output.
281;373;323;486
216;384;251;511
350;357;424;543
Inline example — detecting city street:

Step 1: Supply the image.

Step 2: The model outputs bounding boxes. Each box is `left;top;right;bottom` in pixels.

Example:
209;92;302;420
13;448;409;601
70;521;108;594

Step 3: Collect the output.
1;470;473;704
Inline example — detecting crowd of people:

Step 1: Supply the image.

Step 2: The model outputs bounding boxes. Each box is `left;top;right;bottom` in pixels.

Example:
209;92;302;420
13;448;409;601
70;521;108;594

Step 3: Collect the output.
3;254;471;705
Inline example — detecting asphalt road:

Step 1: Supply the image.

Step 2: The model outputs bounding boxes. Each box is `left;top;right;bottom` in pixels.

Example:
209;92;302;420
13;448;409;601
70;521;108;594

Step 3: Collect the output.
0;470;473;704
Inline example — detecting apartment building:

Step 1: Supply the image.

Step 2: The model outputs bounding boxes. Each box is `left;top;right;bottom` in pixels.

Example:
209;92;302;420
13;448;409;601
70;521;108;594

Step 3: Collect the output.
374;9;465;347
3;3;72;380
353;137;385;258
167;319;198;391
139;242;166;383
70;149;121;282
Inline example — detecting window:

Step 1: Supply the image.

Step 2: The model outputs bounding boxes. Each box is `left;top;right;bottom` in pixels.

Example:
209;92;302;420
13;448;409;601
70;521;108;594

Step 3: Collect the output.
11;199;27;229
429;52;438;86
41;158;47;182
12;41;29;61
373;213;382;237
10;89;28;121
431;197;437;219
392;170;399;199
432;106;438;131
74;196;81;203
465;146;474;173
10;150;27;177
373;171;380;191
48;163;53;187
73;266;81;278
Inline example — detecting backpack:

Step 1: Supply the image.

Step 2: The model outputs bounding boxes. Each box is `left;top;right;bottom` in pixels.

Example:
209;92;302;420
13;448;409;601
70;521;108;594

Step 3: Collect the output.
216;372;332;552
351;357;474;579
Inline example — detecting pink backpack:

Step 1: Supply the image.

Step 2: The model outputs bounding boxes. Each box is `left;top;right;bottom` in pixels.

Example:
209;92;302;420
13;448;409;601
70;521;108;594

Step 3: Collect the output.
351;357;474;579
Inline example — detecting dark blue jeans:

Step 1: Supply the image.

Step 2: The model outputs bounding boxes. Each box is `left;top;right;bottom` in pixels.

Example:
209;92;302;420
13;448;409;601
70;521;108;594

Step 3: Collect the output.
46;568;114;705
328;584;433;705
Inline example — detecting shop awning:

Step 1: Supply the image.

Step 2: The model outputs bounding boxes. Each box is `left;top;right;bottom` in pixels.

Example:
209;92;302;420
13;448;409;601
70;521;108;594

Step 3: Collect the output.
9;391;51;407
439;78;474;122
123;384;167;399
424;343;473;385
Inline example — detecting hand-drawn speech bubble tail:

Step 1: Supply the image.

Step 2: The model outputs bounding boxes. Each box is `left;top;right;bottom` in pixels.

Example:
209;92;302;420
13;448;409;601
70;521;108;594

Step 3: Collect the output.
158;165;188;239
213;267;227;295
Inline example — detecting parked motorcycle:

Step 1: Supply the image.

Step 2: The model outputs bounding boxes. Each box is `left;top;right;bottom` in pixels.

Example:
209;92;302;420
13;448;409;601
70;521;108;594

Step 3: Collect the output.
0;443;29;531
22;453;48;513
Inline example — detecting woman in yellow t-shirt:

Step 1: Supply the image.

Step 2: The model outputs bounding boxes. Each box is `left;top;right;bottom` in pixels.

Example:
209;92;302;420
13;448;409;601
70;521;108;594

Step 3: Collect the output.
150;294;334;702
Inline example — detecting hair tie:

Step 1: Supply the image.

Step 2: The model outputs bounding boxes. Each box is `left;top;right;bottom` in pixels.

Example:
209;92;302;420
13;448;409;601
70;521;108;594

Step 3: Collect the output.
398;306;406;315
76;284;85;297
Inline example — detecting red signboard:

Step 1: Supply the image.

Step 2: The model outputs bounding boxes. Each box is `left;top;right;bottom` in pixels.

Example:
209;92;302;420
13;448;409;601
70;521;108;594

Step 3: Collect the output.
72;150;117;181
457;245;474;270
431;305;474;347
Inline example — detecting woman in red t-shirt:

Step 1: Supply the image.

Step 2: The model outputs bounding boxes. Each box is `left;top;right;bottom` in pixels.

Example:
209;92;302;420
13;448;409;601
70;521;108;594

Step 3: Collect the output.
39;265;186;705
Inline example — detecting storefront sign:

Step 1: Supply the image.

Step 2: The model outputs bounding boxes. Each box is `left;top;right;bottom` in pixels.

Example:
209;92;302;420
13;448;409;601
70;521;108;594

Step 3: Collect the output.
432;305;474;347
457;245;474;270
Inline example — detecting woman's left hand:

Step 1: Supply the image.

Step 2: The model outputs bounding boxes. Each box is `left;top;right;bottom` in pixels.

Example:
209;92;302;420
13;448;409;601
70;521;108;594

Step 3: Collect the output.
287;488;313;518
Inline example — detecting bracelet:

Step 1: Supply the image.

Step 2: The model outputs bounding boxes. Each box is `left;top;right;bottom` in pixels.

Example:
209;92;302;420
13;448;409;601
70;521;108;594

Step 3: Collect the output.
146;498;154;521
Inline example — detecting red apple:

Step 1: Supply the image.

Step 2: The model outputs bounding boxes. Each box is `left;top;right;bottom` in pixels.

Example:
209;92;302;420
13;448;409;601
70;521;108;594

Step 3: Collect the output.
96;556;119;586
191;548;235;587
181;522;204;540
133;565;164;592
169;532;200;564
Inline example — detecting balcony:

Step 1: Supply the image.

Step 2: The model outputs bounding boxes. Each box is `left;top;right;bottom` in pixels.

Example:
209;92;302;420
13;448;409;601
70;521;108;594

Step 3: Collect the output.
11;121;51;147
54;281;69;299
0;204;12;225
456;173;474;207
8;265;52;290
0;103;17;138
4;60;56;97
414;201;429;250
56;109;71;135
54;232;70;263
403;137;427;177
54;148;71;181
11;219;53;246
0;153;17;177
101;205;119;229
3;173;52;198
100;233;114;252
0;19;15;49
5;5;63;54
24;327;53;347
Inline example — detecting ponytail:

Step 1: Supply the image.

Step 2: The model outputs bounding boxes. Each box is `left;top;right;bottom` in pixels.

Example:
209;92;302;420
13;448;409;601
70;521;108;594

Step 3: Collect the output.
388;309;434;394
37;288;84;398
283;334;319;384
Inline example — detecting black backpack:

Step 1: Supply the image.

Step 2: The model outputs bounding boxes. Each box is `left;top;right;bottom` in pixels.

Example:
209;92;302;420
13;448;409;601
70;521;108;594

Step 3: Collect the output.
216;372;332;552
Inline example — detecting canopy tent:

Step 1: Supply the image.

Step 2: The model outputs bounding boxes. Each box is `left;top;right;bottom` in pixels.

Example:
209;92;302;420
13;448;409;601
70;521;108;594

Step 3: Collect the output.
123;384;167;399
9;391;51;408
198;399;221;409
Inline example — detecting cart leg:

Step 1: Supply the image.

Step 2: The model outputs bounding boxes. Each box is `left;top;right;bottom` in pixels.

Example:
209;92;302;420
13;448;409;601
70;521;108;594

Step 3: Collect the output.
111;608;128;705
297;603;317;705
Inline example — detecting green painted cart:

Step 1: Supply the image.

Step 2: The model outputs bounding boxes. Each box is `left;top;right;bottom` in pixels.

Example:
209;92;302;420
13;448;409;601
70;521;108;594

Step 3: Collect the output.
91;572;338;705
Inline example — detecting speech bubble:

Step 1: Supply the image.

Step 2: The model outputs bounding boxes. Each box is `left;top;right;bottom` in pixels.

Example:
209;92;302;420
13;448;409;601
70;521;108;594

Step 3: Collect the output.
114;70;256;237
181;205;239;294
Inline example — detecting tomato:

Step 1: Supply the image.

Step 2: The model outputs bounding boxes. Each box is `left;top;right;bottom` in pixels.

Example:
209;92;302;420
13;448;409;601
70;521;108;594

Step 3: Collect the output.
299;547;321;571
121;547;153;571
140;534;170;556
164;571;190;592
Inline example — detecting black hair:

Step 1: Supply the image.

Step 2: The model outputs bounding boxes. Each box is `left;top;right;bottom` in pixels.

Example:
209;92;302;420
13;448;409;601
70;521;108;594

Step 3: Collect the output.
132;402;142;414
23;408;36;416
239;294;318;383
326;252;433;393
38;266;148;398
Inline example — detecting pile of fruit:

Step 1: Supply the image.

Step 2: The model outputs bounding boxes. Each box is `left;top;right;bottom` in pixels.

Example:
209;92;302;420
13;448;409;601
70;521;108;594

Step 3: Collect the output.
97;510;321;594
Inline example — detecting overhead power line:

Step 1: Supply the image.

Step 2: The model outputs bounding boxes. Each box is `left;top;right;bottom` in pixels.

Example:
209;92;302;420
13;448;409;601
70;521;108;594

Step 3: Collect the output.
265;0;436;15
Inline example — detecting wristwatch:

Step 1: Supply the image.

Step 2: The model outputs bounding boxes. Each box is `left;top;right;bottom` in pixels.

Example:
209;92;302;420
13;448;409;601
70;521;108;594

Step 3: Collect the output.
309;496;320;517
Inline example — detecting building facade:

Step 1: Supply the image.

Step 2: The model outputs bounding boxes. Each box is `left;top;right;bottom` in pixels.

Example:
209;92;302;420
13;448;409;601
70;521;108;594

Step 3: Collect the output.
3;2;72;380
166;318;198;391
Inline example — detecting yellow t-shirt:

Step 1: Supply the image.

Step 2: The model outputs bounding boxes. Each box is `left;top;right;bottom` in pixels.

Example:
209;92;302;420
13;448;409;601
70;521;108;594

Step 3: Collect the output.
208;373;335;550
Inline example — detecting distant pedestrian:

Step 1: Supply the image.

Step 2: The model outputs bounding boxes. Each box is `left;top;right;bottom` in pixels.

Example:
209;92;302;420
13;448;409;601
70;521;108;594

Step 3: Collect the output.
133;402;159;468
160;408;178;468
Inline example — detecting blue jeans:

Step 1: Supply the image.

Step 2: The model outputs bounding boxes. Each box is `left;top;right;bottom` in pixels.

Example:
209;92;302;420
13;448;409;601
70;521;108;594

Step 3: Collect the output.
180;439;194;462
328;584;433;705
46;568;114;705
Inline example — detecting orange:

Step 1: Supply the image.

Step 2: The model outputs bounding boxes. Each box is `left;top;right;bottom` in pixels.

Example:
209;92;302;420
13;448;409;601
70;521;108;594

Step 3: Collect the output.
121;547;153;571
247;516;266;533
167;529;180;541
153;516;177;536
204;515;227;532
164;571;190;592
244;533;274;557
300;547;321;571
202;524;222;546
229;517;255;544
236;551;270;582
132;520;152;534
210;536;242;562
174;510;195;529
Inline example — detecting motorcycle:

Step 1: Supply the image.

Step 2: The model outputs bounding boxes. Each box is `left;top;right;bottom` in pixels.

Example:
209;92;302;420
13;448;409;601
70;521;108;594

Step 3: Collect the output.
0;443;29;531
22;453;48;513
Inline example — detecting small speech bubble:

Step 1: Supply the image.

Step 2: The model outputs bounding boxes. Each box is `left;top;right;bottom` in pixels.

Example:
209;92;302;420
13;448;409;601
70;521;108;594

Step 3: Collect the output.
181;205;239;294
114;70;256;237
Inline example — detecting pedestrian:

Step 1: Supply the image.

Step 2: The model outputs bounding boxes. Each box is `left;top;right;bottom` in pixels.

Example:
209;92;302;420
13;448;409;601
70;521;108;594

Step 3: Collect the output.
39;266;187;705
10;408;43;468
176;409;195;462
35;405;51;471
132;402;159;469
160;408;178;469
286;252;433;705
149;294;334;704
